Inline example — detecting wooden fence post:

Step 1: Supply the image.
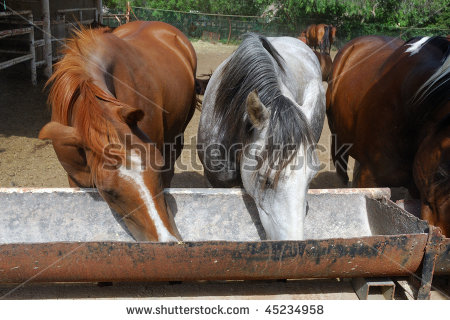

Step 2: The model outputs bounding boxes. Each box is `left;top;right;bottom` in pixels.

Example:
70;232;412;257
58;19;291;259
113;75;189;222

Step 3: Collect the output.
41;0;52;78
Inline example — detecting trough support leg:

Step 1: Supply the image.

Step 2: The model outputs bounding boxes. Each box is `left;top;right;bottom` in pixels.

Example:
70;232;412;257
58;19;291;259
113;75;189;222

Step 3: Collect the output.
416;226;442;300
395;278;417;300
351;277;395;300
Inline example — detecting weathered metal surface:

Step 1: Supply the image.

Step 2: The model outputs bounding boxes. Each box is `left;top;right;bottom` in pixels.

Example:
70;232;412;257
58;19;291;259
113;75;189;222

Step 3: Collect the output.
0;188;431;284
390;191;450;276
351;277;395;300
417;226;443;300
0;236;427;284
434;236;450;275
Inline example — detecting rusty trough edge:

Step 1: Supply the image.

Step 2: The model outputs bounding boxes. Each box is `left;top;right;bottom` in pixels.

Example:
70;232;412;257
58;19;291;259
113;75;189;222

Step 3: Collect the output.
416;226;445;300
434;237;450;275
0;235;427;284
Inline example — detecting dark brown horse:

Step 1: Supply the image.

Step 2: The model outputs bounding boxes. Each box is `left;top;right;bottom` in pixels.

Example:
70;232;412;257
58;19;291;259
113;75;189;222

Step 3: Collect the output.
313;51;332;81
39;21;198;241
327;35;449;235
306;24;330;54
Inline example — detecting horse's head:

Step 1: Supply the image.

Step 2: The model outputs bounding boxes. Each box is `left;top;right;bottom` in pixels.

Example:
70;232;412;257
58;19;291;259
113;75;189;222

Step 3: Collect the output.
39;103;180;242
239;91;317;240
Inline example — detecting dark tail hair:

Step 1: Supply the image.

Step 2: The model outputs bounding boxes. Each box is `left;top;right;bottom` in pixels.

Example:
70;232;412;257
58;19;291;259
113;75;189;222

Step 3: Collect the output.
321;26;330;54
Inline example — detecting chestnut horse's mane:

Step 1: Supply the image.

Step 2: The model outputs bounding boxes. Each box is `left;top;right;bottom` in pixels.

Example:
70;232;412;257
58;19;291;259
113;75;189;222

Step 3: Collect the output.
47;26;130;178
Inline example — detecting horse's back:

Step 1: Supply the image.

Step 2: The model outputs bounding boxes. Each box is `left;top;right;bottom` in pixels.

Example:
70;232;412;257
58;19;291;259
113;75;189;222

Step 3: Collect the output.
327;35;448;187
111;21;196;86
330;36;402;94
327;36;403;133
113;21;196;72
268;36;321;78
268;37;325;140
109;22;197;142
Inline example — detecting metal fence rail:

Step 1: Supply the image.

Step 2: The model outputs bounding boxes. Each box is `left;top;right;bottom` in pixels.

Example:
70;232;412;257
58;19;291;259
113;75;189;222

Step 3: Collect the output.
0;10;36;85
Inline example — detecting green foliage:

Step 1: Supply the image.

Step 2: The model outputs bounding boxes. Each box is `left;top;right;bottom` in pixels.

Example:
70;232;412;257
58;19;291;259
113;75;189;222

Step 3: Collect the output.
104;0;450;42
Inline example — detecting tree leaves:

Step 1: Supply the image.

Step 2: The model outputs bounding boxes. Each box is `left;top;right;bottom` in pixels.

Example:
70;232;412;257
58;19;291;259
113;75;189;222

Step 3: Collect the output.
103;0;449;31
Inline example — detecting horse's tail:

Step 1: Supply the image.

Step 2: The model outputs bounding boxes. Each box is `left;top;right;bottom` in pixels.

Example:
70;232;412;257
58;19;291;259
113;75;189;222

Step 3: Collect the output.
321;25;330;54
328;25;335;53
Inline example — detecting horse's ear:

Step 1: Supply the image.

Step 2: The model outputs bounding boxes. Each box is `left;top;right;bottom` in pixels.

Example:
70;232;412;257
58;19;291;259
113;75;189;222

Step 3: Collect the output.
39;122;83;147
120;105;145;125
246;90;269;129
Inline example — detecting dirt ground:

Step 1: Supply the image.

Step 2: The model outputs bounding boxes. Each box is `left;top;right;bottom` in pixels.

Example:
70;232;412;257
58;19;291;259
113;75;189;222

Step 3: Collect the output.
0;41;348;189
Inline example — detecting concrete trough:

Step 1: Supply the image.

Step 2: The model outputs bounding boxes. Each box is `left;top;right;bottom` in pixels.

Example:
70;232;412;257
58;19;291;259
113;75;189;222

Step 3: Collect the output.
0;188;435;293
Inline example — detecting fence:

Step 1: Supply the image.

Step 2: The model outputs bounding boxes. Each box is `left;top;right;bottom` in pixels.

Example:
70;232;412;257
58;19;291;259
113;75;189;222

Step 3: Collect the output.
0;10;36;85
104;7;450;47
106;7;305;43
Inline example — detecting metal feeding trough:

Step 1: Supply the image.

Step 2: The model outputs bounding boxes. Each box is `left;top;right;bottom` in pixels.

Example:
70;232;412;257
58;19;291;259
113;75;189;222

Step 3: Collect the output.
0;188;445;299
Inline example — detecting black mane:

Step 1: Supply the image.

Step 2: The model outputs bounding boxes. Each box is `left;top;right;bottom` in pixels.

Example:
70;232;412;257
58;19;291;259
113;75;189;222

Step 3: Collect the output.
407;36;449;123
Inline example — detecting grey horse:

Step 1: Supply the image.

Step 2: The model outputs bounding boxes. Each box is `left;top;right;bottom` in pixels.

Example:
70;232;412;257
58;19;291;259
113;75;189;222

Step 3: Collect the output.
197;33;325;240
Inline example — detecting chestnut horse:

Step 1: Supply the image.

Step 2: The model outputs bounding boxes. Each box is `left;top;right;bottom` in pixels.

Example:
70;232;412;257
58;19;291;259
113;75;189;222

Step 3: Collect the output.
39;21;198;241
306;24;330;53
327;35;449;235
198;34;325;240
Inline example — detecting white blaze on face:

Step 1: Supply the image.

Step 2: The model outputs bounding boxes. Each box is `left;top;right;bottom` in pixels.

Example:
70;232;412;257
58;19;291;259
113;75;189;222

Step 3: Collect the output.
405;36;430;56
118;152;177;242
